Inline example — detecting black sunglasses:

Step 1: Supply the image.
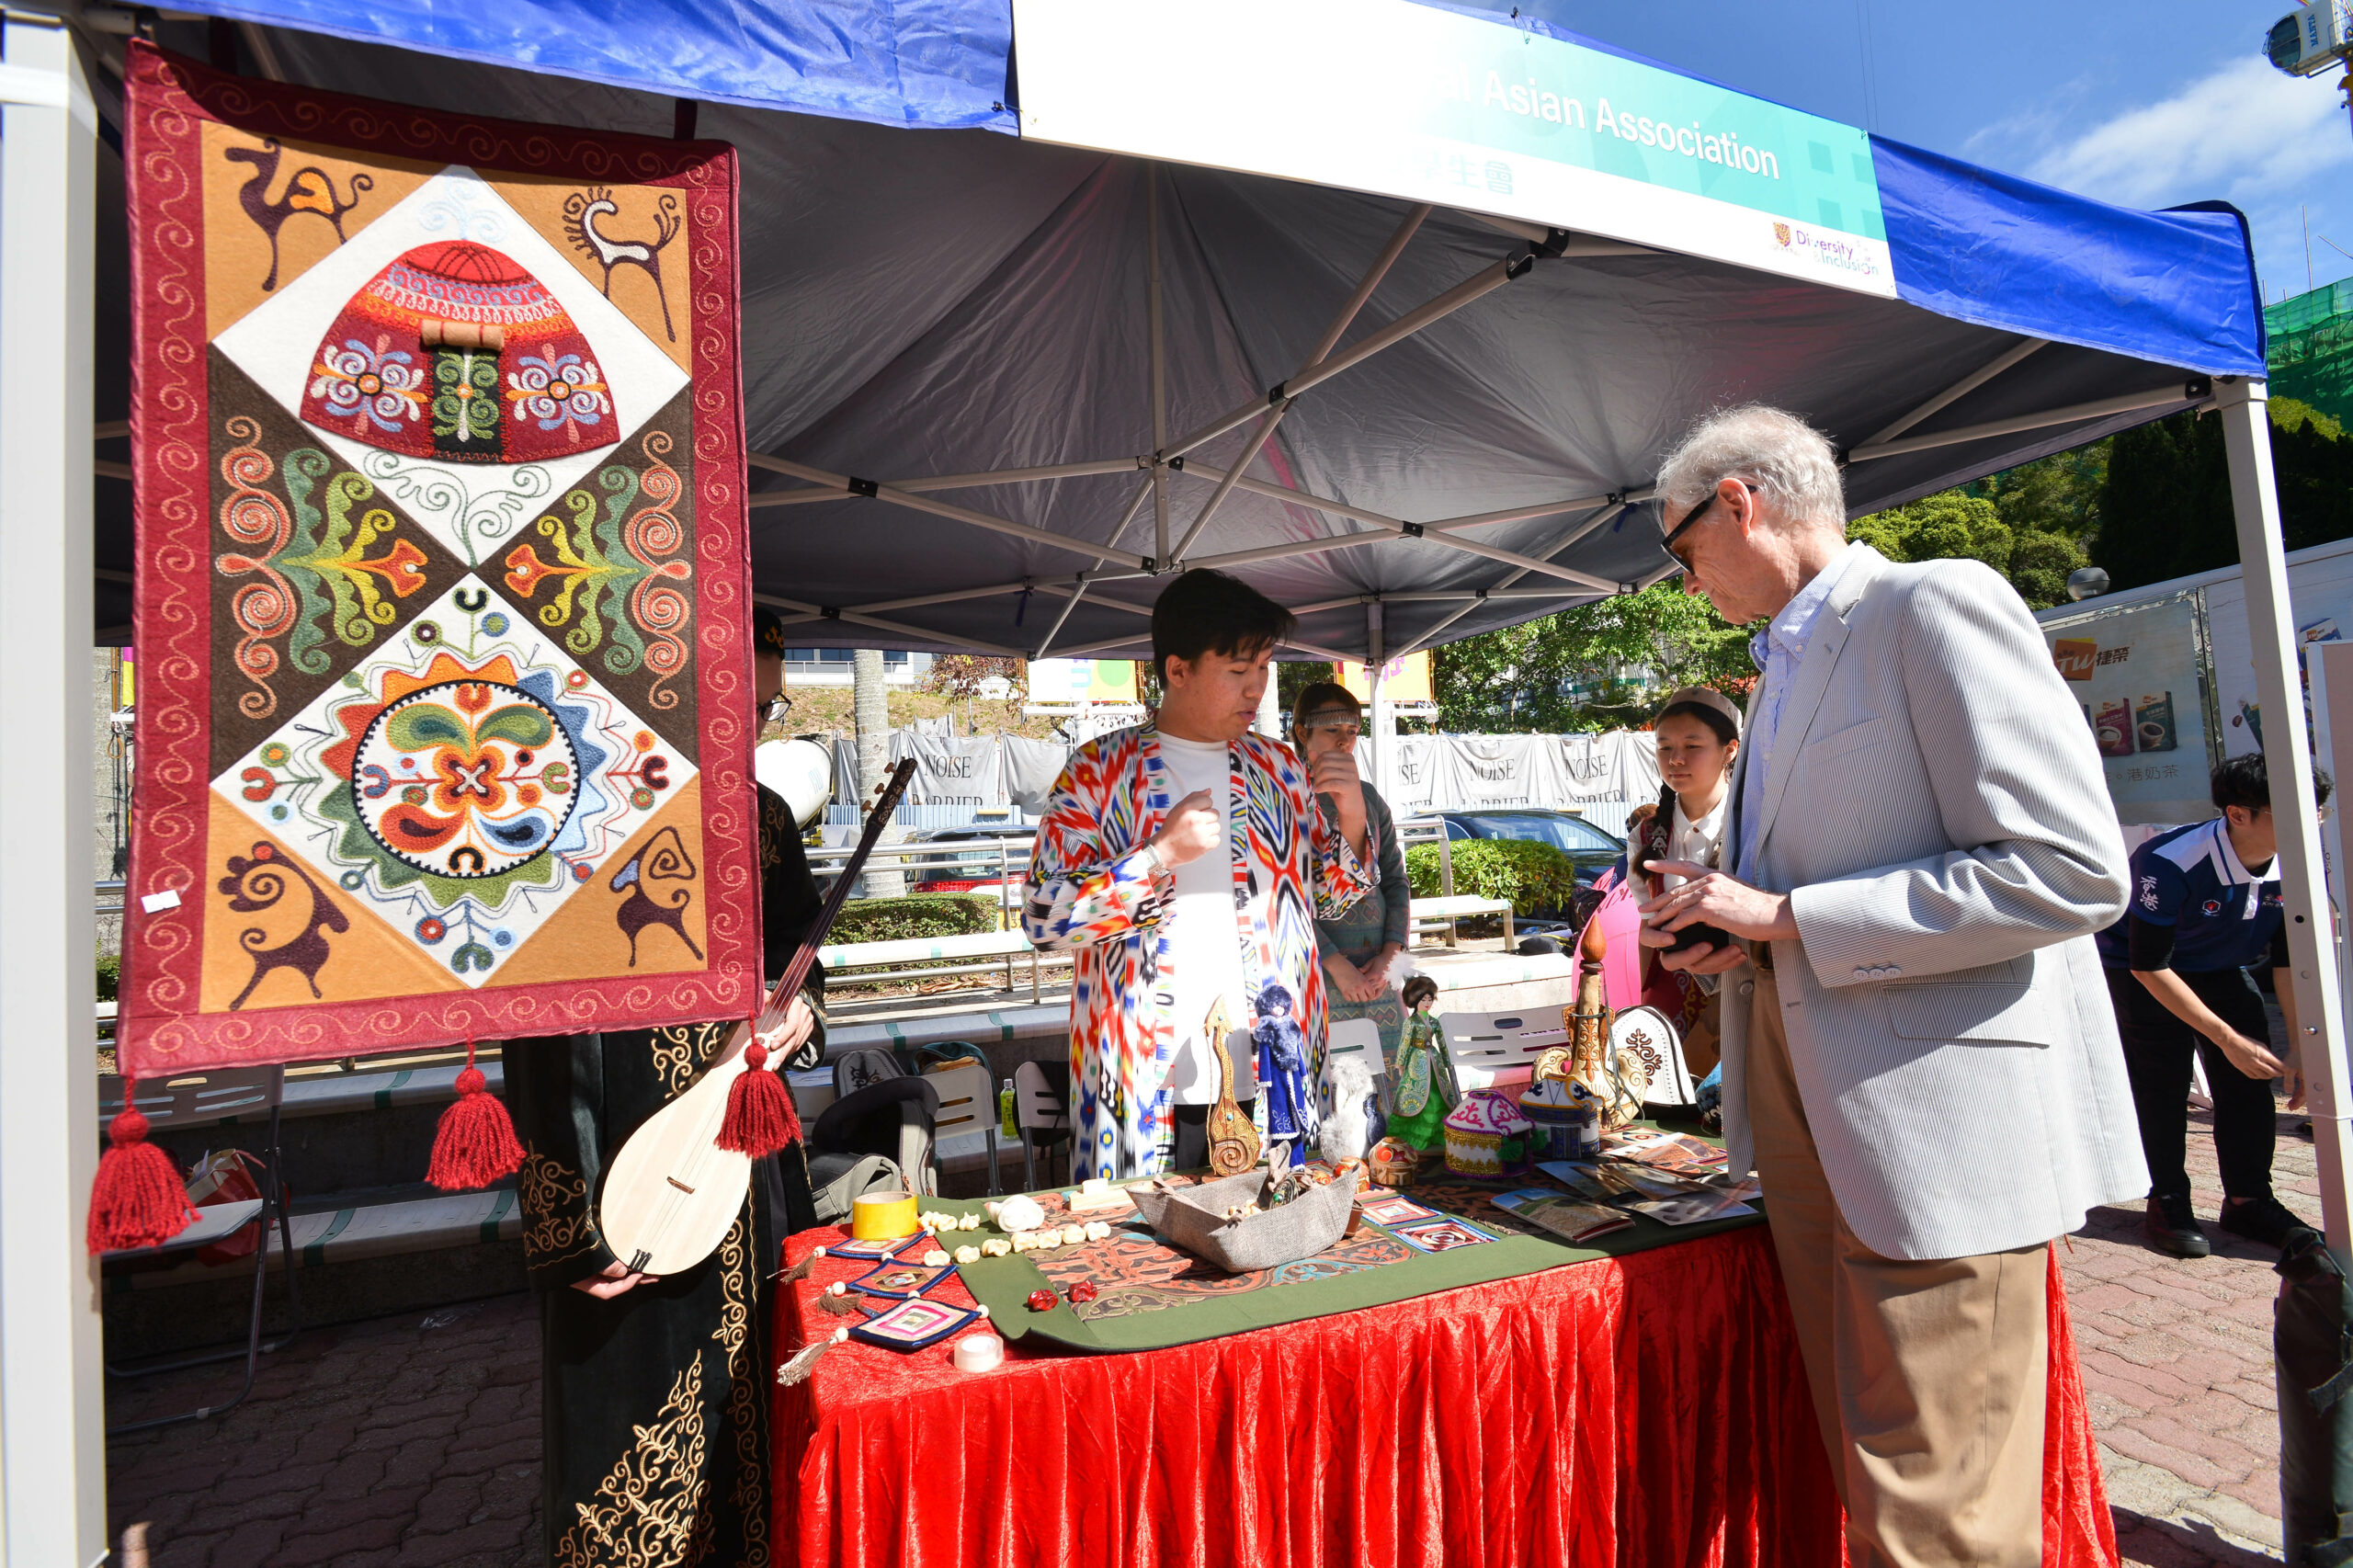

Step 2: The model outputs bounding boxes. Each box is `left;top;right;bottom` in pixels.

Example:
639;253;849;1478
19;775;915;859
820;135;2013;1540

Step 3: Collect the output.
1659;480;1756;566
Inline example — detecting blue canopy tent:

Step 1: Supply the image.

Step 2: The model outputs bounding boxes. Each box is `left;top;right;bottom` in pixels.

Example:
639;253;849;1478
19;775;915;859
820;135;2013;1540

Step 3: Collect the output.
0;1;2332;1554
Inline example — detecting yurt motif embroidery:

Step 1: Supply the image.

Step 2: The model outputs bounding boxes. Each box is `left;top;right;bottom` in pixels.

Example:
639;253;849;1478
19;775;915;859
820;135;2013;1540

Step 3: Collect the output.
301;240;614;465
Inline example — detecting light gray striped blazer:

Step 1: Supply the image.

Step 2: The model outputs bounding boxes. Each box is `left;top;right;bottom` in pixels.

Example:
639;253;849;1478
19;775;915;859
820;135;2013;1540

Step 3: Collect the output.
1721;543;2150;1260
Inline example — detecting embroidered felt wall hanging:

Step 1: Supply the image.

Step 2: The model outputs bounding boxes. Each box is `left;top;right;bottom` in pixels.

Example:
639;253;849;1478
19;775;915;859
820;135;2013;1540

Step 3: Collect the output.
119;43;759;1074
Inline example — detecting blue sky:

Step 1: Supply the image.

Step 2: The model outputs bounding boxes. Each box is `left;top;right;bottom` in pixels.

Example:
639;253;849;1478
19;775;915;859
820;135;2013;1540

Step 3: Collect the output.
1518;0;2353;304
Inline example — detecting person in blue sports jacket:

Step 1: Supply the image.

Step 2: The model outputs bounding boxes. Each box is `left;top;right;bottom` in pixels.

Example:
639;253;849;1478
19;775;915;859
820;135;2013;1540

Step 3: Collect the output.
2098;752;2329;1259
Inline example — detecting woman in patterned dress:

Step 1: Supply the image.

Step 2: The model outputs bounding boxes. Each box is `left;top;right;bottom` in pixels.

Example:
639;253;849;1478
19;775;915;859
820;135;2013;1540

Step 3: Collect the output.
1617;686;1742;1077
506;608;823;1567
1291;681;1409;1074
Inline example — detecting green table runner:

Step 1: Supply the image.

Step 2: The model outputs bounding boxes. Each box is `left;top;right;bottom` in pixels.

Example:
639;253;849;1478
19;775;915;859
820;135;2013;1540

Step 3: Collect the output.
944;1128;1763;1354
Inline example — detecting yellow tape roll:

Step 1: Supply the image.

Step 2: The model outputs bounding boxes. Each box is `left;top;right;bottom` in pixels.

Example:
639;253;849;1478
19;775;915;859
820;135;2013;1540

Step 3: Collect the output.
850;1188;918;1241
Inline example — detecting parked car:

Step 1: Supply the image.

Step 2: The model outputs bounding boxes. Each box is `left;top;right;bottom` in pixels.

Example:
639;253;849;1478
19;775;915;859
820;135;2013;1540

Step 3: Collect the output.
905;824;1039;899
1427;808;1625;924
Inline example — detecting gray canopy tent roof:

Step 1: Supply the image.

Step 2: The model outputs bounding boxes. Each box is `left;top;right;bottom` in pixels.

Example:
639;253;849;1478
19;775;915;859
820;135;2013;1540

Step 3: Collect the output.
77;12;2256;665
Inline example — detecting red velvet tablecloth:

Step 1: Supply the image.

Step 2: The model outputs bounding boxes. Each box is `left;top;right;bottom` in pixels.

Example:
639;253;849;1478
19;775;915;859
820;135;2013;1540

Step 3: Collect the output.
771;1227;2117;1567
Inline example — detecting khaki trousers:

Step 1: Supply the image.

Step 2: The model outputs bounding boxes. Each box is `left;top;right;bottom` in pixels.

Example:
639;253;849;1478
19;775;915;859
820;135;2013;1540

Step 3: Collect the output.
1748;962;2049;1567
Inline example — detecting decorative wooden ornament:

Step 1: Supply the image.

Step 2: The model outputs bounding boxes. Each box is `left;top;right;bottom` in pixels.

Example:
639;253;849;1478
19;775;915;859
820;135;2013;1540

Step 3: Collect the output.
1202;994;1262;1176
1564;932;1641;1131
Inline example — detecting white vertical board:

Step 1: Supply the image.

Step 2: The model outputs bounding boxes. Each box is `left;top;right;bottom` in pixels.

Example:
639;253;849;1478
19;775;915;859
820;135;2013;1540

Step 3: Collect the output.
0;13;106;1563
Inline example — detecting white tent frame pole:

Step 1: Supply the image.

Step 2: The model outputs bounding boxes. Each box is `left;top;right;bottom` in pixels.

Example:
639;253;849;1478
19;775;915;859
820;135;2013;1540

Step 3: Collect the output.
1392;501;1630;659
1427;492;1618;531
753;594;1029;658
1179;461;1621;591
2218;377;2353;1257
1162;247;1530;462
1290;585;1587;613
1030;572;1096;659
0;13;105;1562
1169;202;1431;565
1037;475;1159;654
893;458;1142;493
1147;162;1170;563
1367;602;1391;801
748;456;1151;570
1848;382;2207;463
747;456;1140;506
1860;336;2050;448
1050;626;1353;662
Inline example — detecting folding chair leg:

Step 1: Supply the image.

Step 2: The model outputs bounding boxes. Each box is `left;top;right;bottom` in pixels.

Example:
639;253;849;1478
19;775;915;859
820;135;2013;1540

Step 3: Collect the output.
106;1218;268;1436
985;1129;1002;1197
1023;1133;1036;1193
259;1173;302;1355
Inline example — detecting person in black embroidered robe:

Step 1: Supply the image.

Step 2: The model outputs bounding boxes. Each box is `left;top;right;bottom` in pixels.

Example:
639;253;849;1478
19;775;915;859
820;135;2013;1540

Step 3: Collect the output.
506;607;824;1567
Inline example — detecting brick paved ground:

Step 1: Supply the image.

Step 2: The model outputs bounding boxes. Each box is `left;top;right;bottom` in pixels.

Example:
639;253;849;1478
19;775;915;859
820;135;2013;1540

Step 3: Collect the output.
2072;1088;2312;1568
104;1113;2315;1566
105;1294;540;1567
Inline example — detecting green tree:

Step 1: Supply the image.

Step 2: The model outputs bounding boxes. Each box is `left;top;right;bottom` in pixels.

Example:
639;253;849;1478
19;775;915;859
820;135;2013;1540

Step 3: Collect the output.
1848;489;2088;609
2092;399;2353;594
1431;581;1753;733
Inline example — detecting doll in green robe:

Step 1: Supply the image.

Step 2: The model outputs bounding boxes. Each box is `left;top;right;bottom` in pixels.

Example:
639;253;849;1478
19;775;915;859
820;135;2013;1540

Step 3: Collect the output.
1390;974;1459;1151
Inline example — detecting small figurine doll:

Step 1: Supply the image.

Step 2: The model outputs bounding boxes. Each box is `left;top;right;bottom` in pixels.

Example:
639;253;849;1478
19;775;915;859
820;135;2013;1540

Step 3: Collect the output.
1255;979;1315;1156
1390;974;1459;1152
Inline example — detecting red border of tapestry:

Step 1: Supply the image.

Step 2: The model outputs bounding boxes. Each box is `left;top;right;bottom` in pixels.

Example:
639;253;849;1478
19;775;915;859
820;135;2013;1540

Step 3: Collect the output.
119;42;761;1073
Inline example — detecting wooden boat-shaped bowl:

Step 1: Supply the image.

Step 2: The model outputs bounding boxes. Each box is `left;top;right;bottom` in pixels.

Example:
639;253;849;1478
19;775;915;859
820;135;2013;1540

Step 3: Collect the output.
1130;1167;1360;1274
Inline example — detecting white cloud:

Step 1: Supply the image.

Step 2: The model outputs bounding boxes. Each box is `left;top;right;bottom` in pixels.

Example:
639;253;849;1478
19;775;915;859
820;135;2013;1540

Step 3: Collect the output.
2024;53;2351;210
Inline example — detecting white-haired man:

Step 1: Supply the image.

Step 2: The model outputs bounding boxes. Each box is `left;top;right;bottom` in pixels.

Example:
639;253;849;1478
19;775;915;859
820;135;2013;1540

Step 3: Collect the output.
1638;405;2146;1565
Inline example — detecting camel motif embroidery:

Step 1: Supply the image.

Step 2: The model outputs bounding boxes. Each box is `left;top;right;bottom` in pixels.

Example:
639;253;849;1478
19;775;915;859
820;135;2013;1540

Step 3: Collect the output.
563;187;682;342
219;841;350;1010
610;825;701;966
224;138;372;292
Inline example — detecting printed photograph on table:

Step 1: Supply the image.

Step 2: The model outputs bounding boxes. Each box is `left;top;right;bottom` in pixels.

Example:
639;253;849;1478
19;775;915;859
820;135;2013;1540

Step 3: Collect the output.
847;1297;983;1354
1390;1218;1498;1254
118;42;758;1073
1630;1193;1758;1227
1489;1188;1634;1244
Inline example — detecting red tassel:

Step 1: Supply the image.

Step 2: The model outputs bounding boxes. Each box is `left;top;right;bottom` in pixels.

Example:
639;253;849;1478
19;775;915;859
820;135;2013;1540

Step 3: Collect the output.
717;1040;801;1157
88;1080;199;1255
427;1038;524;1192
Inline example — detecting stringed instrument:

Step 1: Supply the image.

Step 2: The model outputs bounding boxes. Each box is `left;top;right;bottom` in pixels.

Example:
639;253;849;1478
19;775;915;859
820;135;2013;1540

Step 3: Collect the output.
598;756;921;1277
1202;994;1262;1176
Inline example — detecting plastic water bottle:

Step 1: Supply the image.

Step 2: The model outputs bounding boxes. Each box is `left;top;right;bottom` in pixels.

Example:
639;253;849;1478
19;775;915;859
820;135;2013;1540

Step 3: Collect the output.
999;1077;1018;1140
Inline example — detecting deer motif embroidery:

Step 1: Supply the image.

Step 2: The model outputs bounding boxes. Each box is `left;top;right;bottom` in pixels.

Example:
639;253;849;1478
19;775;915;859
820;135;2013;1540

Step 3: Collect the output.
563;188;682;342
610;826;703;966
223;138;372;292
219;842;349;1010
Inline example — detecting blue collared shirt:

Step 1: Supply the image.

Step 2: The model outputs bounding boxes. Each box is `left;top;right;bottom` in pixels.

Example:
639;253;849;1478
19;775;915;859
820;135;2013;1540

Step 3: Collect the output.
1734;540;1868;883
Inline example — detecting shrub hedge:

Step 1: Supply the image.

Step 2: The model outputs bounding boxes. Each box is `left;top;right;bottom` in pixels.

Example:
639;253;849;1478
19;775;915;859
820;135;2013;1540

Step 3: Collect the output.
830;892;1003;945
1404;837;1586;916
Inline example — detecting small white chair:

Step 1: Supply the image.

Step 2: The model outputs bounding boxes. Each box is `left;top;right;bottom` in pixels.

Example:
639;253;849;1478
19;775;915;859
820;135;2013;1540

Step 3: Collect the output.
1013;1059;1072;1189
1438;1008;1567;1092
924;1059;1003;1196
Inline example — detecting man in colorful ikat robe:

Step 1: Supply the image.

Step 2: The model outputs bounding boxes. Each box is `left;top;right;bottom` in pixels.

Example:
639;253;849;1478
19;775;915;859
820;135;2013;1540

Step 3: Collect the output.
1024;570;1375;1179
